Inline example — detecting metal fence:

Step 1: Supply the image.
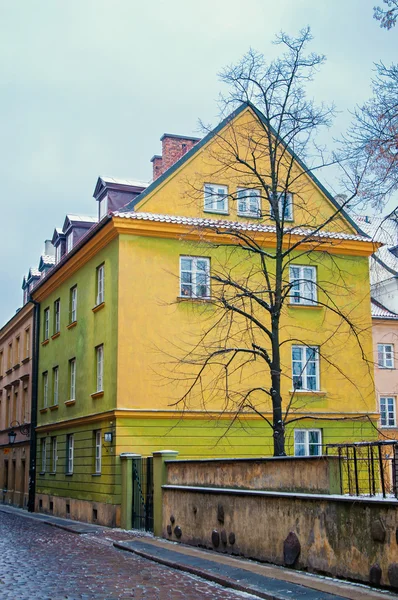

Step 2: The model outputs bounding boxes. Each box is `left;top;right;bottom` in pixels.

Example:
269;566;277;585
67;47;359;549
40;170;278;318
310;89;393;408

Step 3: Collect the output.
131;456;154;531
325;440;398;498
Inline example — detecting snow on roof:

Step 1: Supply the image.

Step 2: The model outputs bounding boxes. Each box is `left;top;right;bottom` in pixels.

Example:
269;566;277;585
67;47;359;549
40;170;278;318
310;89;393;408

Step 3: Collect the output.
113;211;372;242
371;298;398;319
28;267;40;278
356;213;398;246
65;214;97;224
100;176;148;188
41;255;56;265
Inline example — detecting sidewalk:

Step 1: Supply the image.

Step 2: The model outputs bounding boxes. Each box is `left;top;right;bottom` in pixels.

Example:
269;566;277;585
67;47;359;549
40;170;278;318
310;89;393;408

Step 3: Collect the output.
1;504;397;600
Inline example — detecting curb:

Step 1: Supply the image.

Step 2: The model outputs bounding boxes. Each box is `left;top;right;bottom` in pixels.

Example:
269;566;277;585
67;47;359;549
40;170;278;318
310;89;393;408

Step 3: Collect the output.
0;506;102;535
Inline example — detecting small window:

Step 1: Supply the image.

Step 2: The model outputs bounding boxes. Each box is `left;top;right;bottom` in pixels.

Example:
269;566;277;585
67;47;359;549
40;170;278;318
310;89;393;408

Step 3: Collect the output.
271;192;293;221
66;232;73;253
294;429;322;456
69;359;76;400
289;266;317;305
66;434;74;474
180;257;210;299
54;299;60;334
70;286;77;323
204;184;228;214
292;345;320;391
378;344;394;369
43;371;48;408
55;244;62;264
99;195;108;220
41;438;47;473
96;264;105;305
380;397;396;427
96;345;104;392
15;336;20;364
51;437;57;473
7;342;12;369
44;308;50;340
52;366;59;406
24;328;30;359
237;188;261;217
95;430;102;474
0;351;3;377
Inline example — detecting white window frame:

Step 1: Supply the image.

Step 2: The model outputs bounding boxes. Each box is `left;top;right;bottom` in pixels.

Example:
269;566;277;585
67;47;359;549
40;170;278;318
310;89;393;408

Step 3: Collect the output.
380;396;397;427
53;366;59;406
237;188;261;217
95;430;102;474
289;265;317;305
54;299;60;334
51;437;57;473
70;358;76;400
291;345;320;391
55;244;62;264
99;195;108;220
271;192;293;221
378;344;394;369
294;429;322;456
97;264;105;305
66;434;74;474
204;184;228;214
66;232;73;253
96;345;104;392
44;308;50;340
41;438;47;472
179;256;211;299
43;371;48;408
70;286;77;323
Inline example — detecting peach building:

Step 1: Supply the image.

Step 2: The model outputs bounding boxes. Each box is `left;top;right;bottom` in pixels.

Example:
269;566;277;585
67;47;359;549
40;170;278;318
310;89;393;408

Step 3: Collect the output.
0;302;34;508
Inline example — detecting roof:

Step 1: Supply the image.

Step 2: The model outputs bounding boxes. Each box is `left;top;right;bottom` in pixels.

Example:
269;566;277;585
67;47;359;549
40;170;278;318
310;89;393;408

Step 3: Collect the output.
27;267;40;279
39;255;56;271
121;102;368;237
63;214;97;233
371;298;398;319
160;133;201;142
93;176;148;199
355;211;398;284
113;211;371;242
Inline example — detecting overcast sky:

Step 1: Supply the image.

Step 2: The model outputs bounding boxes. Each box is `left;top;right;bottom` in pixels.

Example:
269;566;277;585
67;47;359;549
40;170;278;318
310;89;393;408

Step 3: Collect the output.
0;0;396;325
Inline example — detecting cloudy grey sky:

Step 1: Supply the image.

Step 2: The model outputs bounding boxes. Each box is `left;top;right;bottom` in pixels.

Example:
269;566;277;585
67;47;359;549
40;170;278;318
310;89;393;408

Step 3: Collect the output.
0;0;396;325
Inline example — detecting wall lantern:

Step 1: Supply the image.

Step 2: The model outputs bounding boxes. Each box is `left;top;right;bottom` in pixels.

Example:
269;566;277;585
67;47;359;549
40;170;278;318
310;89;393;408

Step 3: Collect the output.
8;420;30;446
104;431;113;443
8;430;17;445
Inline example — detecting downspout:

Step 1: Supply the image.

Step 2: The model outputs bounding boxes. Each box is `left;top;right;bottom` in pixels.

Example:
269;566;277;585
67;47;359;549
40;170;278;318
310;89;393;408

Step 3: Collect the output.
28;300;40;512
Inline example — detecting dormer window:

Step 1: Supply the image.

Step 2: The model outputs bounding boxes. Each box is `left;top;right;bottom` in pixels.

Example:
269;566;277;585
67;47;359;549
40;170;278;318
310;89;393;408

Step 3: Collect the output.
55;244;62;264
99;195;108;220
66;232;73;253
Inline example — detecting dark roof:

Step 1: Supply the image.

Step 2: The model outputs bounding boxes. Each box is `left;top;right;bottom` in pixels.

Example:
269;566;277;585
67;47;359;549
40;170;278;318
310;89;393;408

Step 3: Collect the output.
93;176;147;200
122;102;367;237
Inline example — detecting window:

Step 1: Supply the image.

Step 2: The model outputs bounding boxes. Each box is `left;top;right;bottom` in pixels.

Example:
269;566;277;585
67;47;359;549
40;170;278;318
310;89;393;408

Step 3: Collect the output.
378;344;394;369
54;299;60;334
96;345;104;392
289;266;317;305
51;437;57;473
271;192;293;221
237;188;261;217
69;359;76;400
53;367;59;406
95;430;101;474
380;397;396;427
294;429;322;456
44;308;50;340
0;351;3;377
99;195;108;220
70;286;77;323
55;244;62;264
15;336;20;364
7;343;12;369
292;345;319;391
180;257;210;299
204;184;228;214
66;232;73;253
24;328;30;358
96;264;105;305
43;372;48;408
41;438;47;472
66;434;74;474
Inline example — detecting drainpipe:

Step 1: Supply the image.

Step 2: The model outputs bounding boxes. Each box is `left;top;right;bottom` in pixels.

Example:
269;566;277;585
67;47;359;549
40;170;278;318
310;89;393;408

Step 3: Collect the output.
28;300;39;512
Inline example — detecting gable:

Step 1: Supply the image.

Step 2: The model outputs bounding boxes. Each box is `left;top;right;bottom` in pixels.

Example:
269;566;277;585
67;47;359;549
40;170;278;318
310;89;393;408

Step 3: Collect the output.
127;103;363;237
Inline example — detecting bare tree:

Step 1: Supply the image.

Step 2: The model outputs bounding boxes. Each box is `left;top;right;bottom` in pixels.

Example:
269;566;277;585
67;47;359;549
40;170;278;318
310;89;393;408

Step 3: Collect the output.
346;62;398;206
170;28;375;457
374;0;398;29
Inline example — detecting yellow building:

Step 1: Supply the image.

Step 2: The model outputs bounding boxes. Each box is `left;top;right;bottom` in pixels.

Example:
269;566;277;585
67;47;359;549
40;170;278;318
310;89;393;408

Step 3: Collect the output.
32;103;378;526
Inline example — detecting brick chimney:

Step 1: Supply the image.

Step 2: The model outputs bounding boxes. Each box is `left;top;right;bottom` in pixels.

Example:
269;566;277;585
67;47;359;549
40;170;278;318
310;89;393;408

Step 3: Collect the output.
151;133;201;180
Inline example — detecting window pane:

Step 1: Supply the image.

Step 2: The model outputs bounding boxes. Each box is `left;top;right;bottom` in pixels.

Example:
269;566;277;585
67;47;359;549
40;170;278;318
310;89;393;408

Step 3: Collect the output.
181;258;192;271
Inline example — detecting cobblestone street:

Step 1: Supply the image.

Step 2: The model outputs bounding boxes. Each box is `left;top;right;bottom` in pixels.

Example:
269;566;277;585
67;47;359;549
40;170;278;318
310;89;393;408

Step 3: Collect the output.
0;511;258;600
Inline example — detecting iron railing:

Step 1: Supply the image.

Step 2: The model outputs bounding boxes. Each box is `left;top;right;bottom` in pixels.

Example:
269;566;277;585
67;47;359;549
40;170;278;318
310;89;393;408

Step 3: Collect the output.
326;440;398;498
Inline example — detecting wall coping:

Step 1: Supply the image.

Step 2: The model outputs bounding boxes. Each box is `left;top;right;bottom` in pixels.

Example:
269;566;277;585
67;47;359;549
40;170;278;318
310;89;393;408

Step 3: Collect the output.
165;455;341;465
162;484;398;506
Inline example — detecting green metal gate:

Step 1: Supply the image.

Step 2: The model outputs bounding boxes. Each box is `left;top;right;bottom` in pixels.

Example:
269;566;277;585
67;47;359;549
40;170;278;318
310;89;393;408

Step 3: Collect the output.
131;456;154;531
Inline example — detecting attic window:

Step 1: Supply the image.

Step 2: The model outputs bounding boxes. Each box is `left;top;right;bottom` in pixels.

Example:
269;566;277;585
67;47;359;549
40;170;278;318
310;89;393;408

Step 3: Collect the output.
55;244;62;264
99;196;108;220
66;232;73;253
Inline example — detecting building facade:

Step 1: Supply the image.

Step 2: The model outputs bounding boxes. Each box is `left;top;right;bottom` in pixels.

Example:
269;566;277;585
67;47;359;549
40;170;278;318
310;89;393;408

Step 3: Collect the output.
0;302;34;508
30;103;378;526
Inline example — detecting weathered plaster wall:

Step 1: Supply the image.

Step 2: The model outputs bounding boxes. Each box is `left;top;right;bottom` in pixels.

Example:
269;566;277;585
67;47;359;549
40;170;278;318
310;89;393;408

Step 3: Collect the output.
162;486;398;588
